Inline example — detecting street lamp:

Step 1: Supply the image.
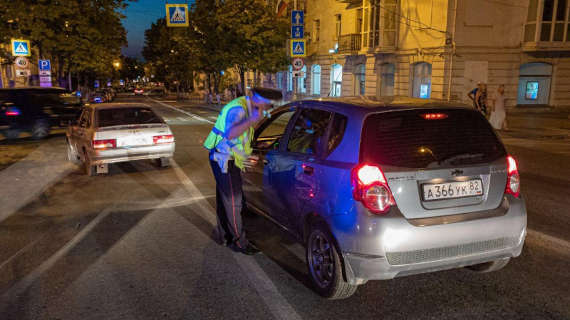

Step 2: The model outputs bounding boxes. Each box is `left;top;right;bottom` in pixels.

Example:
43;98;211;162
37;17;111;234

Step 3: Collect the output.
113;61;121;69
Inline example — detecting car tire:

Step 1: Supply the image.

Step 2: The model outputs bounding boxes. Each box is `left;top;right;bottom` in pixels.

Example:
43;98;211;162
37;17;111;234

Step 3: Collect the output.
31;119;50;139
155;157;170;168
2;128;20;139
306;223;357;299
466;258;511;273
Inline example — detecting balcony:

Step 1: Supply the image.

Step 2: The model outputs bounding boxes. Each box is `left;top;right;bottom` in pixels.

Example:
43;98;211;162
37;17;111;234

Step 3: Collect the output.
338;34;362;54
335;0;362;9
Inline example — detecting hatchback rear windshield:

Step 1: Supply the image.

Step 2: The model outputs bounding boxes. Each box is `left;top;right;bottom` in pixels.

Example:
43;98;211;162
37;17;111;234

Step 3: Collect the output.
360;109;506;168
97;107;163;127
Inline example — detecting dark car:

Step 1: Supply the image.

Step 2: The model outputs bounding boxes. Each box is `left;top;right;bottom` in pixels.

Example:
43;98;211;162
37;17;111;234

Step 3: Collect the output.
242;96;526;299
0;87;84;139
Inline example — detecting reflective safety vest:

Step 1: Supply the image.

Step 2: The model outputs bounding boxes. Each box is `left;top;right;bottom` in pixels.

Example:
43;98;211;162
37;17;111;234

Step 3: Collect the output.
203;96;254;170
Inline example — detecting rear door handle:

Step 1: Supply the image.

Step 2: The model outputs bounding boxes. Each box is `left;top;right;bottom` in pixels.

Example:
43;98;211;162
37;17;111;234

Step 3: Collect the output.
302;164;314;175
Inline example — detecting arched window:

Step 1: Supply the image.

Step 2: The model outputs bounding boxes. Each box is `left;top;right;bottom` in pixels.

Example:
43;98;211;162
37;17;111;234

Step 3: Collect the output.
517;62;552;105
354;64;366;96
297;65;307;93
411;62;432;99
330;64;343;97
287;65;293;92
312;65;321;95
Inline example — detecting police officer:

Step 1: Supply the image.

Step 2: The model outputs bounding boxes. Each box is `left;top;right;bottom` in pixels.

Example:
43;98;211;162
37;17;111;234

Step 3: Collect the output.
203;88;282;255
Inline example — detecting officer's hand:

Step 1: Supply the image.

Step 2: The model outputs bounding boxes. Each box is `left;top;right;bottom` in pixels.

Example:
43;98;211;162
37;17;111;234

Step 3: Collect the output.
243;155;259;169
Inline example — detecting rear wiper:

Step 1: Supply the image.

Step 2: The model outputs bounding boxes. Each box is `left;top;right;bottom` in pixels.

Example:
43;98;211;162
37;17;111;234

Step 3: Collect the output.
438;153;485;165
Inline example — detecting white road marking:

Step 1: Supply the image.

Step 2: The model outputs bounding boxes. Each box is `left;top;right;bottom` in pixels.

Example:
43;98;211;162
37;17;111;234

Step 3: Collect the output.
147;98;215;124
0;234;48;272
170;160;302;320
0;206;113;304
0;139;75;223
527;229;570;253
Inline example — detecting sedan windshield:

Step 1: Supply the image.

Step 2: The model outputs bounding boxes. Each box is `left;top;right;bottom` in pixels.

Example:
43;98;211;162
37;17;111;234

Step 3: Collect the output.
97;107;163;127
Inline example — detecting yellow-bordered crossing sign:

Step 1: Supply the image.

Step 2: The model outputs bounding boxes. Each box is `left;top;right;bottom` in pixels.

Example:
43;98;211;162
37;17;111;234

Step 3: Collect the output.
166;4;189;27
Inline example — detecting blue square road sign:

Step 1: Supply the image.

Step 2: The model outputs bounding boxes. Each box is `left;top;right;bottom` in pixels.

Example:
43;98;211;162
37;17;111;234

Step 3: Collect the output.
292;26;304;39
291;40;306;57
11;39;31;57
166;4;189;27
39;60;51;71
291;10;304;25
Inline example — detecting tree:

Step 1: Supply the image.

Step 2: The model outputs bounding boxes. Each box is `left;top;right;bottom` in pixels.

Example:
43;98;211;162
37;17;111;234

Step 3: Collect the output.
217;0;289;93
0;0;131;88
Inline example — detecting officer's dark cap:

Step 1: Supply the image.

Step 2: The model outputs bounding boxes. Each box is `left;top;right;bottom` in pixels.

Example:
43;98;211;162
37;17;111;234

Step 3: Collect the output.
251;87;282;102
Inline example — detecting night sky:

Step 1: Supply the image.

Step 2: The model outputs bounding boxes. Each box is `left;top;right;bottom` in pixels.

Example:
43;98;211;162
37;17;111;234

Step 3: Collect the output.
121;1;195;59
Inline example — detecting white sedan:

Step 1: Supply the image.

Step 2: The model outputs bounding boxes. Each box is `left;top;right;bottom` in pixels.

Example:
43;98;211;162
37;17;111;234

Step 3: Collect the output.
66;103;175;176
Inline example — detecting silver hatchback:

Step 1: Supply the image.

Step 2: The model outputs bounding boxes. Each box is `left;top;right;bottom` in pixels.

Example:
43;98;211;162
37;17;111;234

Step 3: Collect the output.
242;97;526;299
66;103;175;176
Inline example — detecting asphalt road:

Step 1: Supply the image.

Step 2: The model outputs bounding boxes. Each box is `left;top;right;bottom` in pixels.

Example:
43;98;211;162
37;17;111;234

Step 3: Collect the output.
0;94;568;320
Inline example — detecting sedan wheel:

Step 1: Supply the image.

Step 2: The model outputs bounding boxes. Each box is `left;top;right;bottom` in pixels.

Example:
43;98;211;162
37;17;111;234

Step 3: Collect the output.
306;223;357;299
31;119;50;139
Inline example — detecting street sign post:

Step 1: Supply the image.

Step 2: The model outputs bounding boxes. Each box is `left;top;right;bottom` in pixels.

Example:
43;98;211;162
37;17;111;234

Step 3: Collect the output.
15;57;29;69
291;39;306;57
292;58;304;70
39;60;51;71
38;59;52;87
166;4;189;27
11;39;31;57
292;71;305;78
292;26;304;39
291;10;304;25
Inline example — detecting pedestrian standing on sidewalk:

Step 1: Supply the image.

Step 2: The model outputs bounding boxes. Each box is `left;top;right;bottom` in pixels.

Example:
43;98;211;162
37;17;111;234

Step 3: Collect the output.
467;82;482;111
475;83;489;117
203;88;282;255
489;84;508;130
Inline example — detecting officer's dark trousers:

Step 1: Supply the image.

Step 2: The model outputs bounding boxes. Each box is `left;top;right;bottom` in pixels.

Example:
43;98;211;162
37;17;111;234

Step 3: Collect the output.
209;158;249;249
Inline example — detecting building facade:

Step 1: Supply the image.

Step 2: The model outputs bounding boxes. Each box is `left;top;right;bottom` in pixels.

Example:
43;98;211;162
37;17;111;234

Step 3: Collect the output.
271;0;570;111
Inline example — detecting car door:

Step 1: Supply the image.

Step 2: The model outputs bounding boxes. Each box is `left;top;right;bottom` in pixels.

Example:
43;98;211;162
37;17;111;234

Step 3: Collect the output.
71;108;92;159
242;106;297;217
265;107;333;233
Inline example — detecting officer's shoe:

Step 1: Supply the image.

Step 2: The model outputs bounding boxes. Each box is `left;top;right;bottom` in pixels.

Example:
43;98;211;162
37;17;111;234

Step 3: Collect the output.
241;243;261;255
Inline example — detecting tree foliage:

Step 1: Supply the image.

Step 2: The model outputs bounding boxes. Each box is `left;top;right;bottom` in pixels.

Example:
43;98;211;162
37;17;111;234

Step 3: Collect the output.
0;0;130;85
142;0;289;94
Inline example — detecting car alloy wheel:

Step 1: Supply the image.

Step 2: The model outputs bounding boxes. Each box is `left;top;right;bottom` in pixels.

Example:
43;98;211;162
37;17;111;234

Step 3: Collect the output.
31;119;49;139
308;230;335;288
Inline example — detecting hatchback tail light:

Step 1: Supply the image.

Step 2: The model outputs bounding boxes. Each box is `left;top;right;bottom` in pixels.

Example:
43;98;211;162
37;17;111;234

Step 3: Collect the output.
505;155;520;198
93;139;116;150
5;106;21;116
153;134;174;144
351;164;395;214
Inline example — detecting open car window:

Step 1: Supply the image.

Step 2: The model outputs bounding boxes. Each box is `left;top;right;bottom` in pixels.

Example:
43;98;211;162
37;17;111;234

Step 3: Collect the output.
253;107;296;151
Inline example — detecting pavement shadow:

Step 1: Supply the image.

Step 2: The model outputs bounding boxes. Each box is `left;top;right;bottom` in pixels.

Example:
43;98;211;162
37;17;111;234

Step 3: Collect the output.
0;208;152;319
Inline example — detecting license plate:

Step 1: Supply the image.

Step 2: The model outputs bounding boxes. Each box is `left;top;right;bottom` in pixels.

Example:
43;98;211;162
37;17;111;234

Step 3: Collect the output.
120;136;150;147
422;179;483;201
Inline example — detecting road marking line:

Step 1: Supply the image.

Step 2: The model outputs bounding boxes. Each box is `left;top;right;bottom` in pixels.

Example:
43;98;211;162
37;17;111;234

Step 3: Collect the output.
0;206;113;304
0;234;49;272
527;229;570;252
170;160;302;320
147;98;214;124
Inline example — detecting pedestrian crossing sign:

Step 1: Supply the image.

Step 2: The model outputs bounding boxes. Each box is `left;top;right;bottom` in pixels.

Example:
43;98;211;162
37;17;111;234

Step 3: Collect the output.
11;39;31;57
166;4;189;27
291;39;306;57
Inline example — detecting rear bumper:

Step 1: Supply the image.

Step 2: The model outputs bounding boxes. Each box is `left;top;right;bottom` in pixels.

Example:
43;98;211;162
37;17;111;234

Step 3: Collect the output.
331;195;527;285
90;143;175;165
